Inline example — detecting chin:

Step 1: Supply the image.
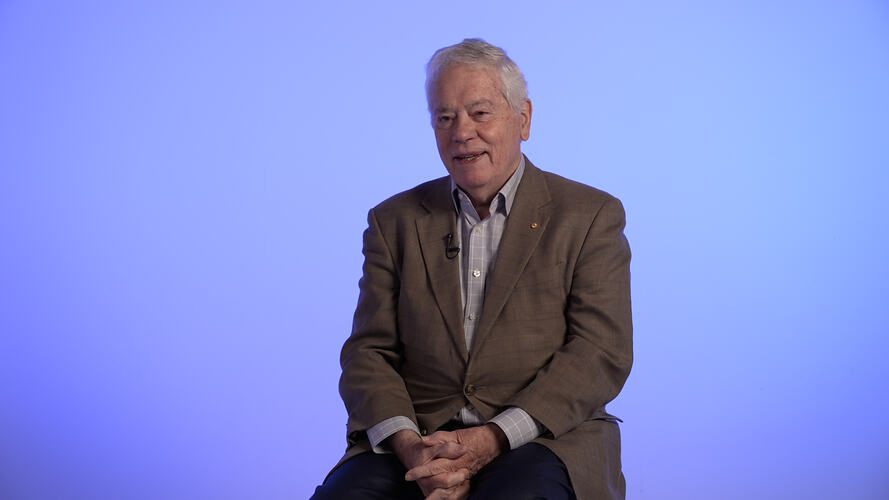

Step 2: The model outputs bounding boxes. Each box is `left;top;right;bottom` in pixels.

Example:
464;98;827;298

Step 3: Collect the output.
458;176;492;191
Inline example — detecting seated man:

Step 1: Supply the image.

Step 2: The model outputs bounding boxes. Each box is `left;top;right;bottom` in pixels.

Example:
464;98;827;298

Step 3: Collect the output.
311;38;632;500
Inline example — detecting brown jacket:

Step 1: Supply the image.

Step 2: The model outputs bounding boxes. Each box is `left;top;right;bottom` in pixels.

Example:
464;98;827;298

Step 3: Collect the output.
337;159;633;499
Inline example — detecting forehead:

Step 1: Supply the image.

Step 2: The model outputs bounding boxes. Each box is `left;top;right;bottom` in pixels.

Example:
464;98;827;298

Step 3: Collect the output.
431;64;506;107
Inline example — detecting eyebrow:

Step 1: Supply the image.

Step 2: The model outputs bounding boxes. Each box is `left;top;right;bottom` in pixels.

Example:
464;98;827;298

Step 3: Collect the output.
435;99;496;114
468;99;495;108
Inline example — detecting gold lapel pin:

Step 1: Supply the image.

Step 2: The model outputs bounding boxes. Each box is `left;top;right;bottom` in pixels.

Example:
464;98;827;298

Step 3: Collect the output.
530;222;538;229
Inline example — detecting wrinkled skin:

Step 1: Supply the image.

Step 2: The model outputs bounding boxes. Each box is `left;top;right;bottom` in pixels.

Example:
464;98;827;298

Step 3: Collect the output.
390;424;508;499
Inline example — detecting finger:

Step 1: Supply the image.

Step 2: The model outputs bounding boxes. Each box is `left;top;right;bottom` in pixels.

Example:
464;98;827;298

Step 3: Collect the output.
417;469;468;490
424;479;470;500
425;441;465;461
417;478;435;497
424;488;449;500
422;430;457;446
425;488;455;500
405;457;459;481
453;480;471;500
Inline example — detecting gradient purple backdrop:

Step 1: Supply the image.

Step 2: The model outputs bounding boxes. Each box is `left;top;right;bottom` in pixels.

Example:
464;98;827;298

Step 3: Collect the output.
1;1;888;499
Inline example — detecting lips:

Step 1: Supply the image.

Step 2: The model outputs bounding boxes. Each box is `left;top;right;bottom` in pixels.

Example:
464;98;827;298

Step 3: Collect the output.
455;152;485;163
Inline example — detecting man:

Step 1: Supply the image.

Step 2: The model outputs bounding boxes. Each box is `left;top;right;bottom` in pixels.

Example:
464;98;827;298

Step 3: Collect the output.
312;38;632;500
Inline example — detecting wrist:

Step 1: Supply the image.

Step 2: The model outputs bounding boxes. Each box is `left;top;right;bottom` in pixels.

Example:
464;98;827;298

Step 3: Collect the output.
388;429;422;466
485;423;509;454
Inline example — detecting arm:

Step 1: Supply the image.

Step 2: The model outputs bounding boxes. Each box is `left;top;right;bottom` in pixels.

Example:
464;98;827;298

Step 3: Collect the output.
339;208;416;445
488;406;544;450
341;207;473;498
508;196;633;437
367;416;420;452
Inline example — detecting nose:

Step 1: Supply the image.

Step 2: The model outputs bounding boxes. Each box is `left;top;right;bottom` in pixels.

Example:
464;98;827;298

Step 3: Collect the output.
452;113;475;143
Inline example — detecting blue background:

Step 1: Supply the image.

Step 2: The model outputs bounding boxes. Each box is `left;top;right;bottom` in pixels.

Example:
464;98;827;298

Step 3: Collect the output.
1;1;888;499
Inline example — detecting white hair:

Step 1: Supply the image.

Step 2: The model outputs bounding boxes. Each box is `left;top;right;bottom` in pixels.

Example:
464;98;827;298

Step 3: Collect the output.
425;38;528;115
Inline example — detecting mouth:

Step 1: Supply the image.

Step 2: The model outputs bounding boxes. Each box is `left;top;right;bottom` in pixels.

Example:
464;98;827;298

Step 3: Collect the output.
454;152;486;164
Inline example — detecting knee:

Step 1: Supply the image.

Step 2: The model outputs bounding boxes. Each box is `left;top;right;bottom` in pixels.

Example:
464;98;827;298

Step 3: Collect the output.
471;479;574;500
310;452;422;500
308;483;335;500
470;444;575;500
310;476;363;500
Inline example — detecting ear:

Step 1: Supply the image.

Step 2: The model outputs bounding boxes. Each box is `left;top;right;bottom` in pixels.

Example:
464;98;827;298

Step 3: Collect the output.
520;99;532;141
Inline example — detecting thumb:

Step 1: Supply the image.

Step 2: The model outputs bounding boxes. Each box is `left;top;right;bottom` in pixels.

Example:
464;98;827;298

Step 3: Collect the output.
430;441;466;460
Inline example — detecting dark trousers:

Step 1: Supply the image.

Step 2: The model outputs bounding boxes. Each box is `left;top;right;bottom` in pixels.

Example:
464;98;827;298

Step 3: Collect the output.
310;442;576;500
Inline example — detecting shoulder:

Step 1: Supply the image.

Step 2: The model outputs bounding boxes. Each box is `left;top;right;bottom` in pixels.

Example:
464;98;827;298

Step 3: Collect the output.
542;169;618;202
530;164;625;218
369;175;450;220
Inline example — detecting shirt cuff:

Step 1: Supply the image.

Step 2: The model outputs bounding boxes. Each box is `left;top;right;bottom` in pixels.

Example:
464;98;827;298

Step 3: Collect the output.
488;407;544;450
366;416;420;453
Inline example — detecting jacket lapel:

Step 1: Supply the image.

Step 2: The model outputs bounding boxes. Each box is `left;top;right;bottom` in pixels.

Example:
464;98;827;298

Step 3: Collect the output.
416;179;468;361
470;161;552;357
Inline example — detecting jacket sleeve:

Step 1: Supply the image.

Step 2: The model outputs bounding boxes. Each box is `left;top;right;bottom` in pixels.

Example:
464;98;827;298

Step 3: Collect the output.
338;208;416;445
508;196;633;438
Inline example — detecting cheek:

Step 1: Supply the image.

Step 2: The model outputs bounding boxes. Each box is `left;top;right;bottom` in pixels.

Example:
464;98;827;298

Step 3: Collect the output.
479;124;508;147
434;136;448;154
435;130;450;145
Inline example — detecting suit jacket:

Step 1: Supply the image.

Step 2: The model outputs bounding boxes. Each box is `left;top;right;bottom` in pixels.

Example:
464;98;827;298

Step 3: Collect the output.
337;158;633;500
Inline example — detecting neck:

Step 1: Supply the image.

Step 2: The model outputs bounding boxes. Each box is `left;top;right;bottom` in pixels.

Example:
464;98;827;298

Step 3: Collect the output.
473;202;491;220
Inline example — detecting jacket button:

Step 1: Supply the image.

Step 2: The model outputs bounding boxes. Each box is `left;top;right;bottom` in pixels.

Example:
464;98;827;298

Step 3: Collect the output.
464;384;476;397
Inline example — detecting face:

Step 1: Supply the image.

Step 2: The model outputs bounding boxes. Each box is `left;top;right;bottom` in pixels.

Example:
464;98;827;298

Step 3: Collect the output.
430;64;531;205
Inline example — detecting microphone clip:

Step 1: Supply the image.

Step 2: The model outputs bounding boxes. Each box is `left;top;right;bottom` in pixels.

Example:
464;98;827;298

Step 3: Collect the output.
445;233;460;259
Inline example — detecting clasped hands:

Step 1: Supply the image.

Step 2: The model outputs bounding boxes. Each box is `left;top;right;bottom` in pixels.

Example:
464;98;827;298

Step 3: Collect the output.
389;423;508;499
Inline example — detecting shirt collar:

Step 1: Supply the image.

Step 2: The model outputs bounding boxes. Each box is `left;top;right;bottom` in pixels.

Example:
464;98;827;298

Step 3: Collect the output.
450;155;526;216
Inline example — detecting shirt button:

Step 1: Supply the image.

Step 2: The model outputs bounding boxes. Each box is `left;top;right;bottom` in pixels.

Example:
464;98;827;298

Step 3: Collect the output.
420;428;428;436
472;269;481;278
468;313;477;320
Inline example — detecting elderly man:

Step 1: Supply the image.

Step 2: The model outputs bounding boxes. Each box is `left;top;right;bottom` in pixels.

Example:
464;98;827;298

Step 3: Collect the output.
311;38;632;500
